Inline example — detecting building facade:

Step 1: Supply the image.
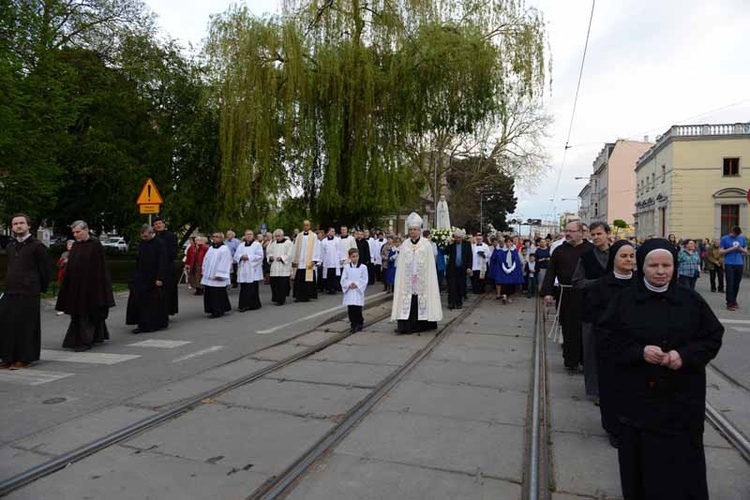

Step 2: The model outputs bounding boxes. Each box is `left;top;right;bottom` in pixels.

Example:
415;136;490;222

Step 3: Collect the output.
634;123;750;240
578;139;653;226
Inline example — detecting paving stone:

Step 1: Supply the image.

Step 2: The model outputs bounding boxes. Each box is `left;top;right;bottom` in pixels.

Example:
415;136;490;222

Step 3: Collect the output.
125;404;332;474
308;344;418;366
379;380;527;426
705;445;750;499
128;376;222;408
549;395;607;437
291;331;340;347
430;344;531;368
443;332;533;350
321;320;351;333
198;358;274;382
407;359;531;393
4;445;266;500
703;423;733;449
217;378;370;418
288;453;521;500
15;406;157;456
340;331;435;347
266;360;397;388
0;445;49;482
250;343;310;361
337;412;524;482
551;431;621;498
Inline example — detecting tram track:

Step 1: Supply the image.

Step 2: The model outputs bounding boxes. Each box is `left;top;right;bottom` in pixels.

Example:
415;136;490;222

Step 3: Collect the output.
0;295;393;498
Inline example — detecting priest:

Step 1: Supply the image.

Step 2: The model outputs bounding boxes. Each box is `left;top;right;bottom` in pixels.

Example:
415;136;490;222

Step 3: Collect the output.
126;224;169;334
0;214;50;369
56;220;115;351
290;220;321;302
268;229;293;305
235;229;264;311
391;213;443;334
321;227;342;294
153;216;178;316
201;232;233;318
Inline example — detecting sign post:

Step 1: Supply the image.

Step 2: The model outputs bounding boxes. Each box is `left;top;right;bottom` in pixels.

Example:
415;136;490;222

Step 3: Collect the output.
136;178;164;225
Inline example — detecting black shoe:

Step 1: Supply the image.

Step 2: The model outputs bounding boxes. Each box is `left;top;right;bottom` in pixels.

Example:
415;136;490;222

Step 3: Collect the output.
719;289;725;293
608;433;621;449
131;328;142;334
711;289;716;293
456;304;463;309
448;305;455;310
74;345;92;352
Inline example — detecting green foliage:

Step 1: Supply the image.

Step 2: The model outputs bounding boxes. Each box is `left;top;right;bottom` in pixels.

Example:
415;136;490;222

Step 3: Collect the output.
613;219;628;229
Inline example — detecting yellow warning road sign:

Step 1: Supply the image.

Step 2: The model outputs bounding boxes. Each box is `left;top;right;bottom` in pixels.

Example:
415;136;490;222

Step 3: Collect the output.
139;204;160;214
136;178;163;205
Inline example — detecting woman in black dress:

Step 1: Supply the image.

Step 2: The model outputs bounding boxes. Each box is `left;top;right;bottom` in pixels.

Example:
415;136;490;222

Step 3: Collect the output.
598;238;723;500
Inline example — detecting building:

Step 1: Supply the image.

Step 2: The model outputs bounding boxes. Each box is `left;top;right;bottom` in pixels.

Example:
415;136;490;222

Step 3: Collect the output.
634;123;750;240
578;139;653;226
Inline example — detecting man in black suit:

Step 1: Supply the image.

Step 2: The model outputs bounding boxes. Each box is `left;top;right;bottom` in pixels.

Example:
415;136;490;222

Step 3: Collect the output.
446;230;473;309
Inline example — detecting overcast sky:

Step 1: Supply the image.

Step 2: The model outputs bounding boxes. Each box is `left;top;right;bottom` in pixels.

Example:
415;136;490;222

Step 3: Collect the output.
144;0;750;222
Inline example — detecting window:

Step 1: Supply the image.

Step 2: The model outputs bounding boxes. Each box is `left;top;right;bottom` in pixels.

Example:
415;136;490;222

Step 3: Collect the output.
594;203;599;217
659;207;666;237
723;158;740;176
721;204;740;236
661;165;666;183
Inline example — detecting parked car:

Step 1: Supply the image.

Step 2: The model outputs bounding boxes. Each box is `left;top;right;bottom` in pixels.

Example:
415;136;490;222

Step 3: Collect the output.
102;237;129;252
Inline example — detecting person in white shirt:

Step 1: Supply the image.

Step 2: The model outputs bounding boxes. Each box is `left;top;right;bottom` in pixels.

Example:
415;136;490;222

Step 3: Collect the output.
234;230;264;311
341;248;369;333
267;229;293;305
201;232;233;318
321;227;342;294
371;231;386;282
471;233;490;294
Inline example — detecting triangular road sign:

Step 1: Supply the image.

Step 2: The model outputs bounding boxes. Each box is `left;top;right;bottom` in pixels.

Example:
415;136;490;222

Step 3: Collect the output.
136;178;163;205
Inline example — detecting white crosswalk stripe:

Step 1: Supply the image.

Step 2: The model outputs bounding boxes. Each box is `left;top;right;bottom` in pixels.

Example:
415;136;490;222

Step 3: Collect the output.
731;326;750;332
171;346;224;363
40;349;140;365
0;369;74;386
127;340;192;349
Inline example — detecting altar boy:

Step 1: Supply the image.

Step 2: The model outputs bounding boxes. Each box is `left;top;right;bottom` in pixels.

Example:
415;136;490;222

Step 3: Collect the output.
341;248;368;333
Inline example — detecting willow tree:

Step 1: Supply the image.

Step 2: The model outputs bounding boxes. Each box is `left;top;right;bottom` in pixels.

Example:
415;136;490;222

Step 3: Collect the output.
206;0;547;225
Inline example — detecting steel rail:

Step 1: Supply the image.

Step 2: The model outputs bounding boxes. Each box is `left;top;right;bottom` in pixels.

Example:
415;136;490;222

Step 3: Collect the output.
0;297;392;497
527;296;543;500
249;295;486;500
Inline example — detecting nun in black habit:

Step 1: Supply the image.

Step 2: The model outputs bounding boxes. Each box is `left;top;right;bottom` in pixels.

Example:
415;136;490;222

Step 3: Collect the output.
598;238;723;500
587;239;637;446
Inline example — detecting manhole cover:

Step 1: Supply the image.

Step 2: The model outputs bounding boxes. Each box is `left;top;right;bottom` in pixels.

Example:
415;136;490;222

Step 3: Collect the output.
43;397;67;405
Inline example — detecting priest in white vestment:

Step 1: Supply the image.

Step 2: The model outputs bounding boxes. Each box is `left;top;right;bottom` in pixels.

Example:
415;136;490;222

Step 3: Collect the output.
321;227;342;294
471;233;491;294
291;220;322;302
267;229;293;305
234;230;264;311
391;213;443;334
201;232;233;318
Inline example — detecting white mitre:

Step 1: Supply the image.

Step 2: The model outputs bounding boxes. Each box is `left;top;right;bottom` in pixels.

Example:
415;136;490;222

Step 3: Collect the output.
406;212;423;229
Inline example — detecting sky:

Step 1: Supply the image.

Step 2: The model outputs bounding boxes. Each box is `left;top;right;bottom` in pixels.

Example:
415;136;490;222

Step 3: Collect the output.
144;0;750;222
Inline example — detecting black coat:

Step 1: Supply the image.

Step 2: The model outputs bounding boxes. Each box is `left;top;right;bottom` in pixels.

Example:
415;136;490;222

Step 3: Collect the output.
587;272;636;329
55;238;115;316
446;241;473;273
4;236;50;296
131;237;168;295
597;281;723;434
356;238;371;264
126;237;169;329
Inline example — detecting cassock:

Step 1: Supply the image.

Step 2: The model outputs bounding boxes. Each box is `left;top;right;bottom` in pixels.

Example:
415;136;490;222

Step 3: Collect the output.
391;236;443;333
155;229;179;315
291;231;321;302
341;262;368;329
268;238;293;305
471;242;490;294
126;236;169;333
356;238;372;285
0;235;50;365
321;236;342;293
201;243;232;317
235;240;264;311
56;238;115;350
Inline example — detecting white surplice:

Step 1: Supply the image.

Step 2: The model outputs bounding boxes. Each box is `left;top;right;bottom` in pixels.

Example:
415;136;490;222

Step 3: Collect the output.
390;237;443;322
341;262;368;306
201;244;233;287
337;235;358;267
291;232;322;268
321;236;342;276
268;238;293;277
371;238;386;265
234;241;264;283
472;243;490;272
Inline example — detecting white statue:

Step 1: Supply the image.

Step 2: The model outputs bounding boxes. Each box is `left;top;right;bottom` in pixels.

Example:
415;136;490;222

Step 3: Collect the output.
436;195;451;230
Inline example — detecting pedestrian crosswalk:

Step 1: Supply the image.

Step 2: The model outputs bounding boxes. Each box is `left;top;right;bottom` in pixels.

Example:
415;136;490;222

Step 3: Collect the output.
0;369;73;386
39;349;141;365
127;340;192;348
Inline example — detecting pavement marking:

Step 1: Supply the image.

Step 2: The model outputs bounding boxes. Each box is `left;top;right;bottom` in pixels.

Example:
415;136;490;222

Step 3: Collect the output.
719;319;750;325
171;346;224;363
40;349;141;365
127;340;193;349
0;369;74;386
256;291;388;334
730;326;750;332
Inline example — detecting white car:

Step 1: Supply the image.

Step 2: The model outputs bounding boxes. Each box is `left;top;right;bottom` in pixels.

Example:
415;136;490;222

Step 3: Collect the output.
102;237;129;251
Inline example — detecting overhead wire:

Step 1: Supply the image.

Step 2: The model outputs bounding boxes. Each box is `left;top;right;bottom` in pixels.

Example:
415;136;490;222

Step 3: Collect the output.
549;0;596;207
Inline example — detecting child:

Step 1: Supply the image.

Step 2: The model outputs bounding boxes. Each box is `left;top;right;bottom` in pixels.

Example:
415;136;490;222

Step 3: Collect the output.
525;253;537;298
341;248;369;333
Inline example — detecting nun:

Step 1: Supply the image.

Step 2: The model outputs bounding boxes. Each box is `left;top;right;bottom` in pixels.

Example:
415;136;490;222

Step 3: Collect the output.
598;238;723;500
587;239;637;447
